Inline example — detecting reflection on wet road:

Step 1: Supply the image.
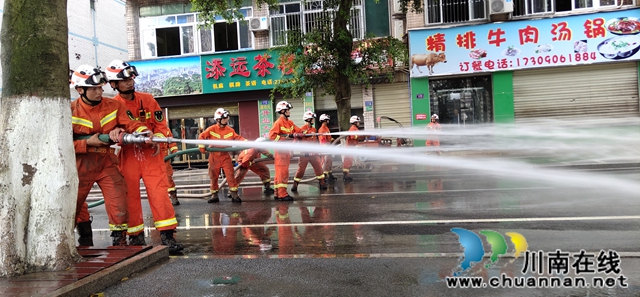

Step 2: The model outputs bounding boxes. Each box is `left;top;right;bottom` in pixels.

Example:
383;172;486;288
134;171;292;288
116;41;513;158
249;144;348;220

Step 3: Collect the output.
86;165;640;259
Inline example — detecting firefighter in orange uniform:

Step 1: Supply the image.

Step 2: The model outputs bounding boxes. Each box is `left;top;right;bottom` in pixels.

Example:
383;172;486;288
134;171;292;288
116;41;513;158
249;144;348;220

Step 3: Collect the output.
342;115;361;182
199;108;246;203
268;101;303;201
292;111;327;192
318;114;337;182
106;59;183;254
163;129;180;206
426;114;441;155
71;65;150;246
234;137;275;195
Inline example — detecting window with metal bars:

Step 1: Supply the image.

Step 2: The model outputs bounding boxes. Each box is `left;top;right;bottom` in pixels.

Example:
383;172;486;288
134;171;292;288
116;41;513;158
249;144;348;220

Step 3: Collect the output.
425;0;487;24
270;0;365;47
512;0;635;17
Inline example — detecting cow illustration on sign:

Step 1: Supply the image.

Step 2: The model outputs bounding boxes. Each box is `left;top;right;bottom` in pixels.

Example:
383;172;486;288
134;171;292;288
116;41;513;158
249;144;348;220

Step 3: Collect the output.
410;53;447;75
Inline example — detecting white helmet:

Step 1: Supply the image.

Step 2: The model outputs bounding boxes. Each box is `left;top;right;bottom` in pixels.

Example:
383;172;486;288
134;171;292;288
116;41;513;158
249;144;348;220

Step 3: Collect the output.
255;137;266;142
431;114;439;120
303;111;316;121
320;114;330;122
70;65;108;88
275;101;292;113
106;60;138;81
350;115;361;124
214;108;230;120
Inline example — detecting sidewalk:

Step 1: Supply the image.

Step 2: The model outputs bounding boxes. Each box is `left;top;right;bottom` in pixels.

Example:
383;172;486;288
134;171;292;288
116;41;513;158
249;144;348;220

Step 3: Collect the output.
0;246;167;297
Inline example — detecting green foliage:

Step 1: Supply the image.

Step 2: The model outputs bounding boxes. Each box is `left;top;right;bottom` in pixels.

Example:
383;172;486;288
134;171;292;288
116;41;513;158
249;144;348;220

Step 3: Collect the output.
190;0;413;128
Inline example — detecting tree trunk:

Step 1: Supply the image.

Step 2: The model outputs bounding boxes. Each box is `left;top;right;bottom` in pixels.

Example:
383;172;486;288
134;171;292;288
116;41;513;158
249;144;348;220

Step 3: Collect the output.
0;0;79;276
333;0;354;131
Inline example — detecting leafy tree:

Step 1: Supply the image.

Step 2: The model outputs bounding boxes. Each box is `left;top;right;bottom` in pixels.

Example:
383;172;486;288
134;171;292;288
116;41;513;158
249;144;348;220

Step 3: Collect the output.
191;0;415;130
0;0;80;276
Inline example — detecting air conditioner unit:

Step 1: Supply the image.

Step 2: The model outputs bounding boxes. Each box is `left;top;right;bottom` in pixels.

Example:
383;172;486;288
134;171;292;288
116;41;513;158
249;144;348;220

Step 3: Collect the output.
249;17;269;32
490;0;513;14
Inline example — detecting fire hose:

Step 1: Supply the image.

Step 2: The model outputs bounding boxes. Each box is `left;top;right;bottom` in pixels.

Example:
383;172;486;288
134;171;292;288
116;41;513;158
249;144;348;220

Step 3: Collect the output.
81;132;329;208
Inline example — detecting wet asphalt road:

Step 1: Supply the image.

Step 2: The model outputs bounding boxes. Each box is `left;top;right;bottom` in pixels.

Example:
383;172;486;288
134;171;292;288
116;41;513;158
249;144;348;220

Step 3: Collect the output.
86;162;640;296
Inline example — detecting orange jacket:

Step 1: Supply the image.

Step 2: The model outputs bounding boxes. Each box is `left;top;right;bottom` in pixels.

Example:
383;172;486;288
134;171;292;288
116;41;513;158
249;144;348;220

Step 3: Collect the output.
113;92;177;152
345;124;360;146
298;123;318;143
268;115;301;142
71;97;148;153
427;122;441;140
198;123;246;155
317;123;332;145
237;147;271;167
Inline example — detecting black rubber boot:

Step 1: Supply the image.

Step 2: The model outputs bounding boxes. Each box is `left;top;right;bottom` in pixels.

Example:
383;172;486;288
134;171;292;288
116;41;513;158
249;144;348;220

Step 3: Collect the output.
160;230;184;254
169;190;180;206
274;195;294;202
208;192;220;203
263;182;275;195
230;191;242;203
319;179;328;190
111;231;127;246
343;174;353;182
76;221;93;246
291;181;299;192
327;173;337;181
129;232;146;246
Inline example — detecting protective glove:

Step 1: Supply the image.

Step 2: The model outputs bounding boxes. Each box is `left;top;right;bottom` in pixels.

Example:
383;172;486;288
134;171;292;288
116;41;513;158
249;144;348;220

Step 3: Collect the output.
292;133;304;139
266;154;274;159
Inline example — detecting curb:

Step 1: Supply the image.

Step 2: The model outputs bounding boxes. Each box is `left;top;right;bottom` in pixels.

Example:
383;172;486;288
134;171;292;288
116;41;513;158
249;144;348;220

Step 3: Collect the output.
50;246;169;297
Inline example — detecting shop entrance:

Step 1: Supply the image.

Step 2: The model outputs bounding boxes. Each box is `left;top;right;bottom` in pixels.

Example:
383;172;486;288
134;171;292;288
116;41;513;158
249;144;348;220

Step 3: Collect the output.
429;76;493;125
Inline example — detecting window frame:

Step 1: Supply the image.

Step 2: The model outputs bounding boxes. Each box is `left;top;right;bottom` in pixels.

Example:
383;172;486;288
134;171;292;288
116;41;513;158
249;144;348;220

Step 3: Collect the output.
139;8;254;59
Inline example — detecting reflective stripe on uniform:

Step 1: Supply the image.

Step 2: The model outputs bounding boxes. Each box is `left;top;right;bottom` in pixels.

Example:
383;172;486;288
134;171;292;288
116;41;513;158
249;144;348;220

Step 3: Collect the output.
72;117;93;129
209;131;221;138
135;126;149;133
316;174;325;179
262;178;271;183
167;187;176;192
280;127;292;133
100;110;117;127
210;190;218;193
343;169;350;173
274;135;281;141
127;223;145;234
154;133;165;138
293;177;302;182
274;183;288;189
223;132;234;139
229;187;238;191
155;217;178;228
109;223;128;231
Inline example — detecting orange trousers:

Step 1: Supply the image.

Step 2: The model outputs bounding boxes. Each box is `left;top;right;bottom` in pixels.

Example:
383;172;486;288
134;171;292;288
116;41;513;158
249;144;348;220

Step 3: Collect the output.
235;162;271;184
208;152;239;192
119;146;177;235
426;140;440;146
294;155;325;181
323;154;333;174
274;151;292;197
76;153;128;231
342;156;354;173
165;158;176;192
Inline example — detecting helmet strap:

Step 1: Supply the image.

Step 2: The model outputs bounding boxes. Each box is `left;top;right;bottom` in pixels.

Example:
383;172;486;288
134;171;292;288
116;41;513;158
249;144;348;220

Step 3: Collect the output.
80;87;100;106
113;81;135;94
217;119;227;127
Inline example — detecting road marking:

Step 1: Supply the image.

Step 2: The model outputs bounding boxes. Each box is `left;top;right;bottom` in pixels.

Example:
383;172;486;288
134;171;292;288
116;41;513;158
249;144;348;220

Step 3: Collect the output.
170;215;640;230
93;214;640;232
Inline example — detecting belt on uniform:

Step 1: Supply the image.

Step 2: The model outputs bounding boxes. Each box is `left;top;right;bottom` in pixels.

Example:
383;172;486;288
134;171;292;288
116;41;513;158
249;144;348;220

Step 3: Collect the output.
88;147;115;154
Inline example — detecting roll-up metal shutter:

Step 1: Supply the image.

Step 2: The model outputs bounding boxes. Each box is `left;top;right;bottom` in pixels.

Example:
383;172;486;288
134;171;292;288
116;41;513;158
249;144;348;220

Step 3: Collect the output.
167;103;238;119
373;82;412;127
282;97;306;127
513;63;639;121
314;87;363;111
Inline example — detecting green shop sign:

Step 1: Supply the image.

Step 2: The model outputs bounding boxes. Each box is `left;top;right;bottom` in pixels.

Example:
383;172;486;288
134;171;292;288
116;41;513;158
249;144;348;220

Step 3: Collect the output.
201;49;294;94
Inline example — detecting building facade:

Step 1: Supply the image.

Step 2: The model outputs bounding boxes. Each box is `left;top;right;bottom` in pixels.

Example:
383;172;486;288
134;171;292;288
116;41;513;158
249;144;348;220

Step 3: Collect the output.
406;0;640;126
124;0;410;165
